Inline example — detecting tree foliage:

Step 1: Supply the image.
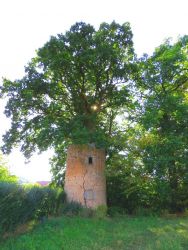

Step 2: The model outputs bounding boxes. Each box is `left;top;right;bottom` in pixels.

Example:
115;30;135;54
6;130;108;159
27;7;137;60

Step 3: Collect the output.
135;36;188;212
105;36;188;213
0;152;18;183
1;22;135;161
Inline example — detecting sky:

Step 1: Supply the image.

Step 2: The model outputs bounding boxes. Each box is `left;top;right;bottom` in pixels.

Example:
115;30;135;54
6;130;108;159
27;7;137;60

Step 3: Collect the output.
0;0;187;182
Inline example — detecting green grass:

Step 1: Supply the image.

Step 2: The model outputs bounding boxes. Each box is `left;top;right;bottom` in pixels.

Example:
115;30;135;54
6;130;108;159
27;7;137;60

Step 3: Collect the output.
1;216;188;250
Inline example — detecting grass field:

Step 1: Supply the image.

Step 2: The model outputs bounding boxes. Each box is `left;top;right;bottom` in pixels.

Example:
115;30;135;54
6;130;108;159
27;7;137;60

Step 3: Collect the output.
1;216;188;250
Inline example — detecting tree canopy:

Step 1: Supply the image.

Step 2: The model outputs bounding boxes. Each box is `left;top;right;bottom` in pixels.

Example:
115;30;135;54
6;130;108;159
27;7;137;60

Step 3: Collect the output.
1;21;135;160
102;35;188;213
136;36;188;211
107;36;188;212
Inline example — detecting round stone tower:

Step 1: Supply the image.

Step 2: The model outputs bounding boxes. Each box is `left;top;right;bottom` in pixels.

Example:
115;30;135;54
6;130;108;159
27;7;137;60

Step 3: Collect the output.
64;144;106;208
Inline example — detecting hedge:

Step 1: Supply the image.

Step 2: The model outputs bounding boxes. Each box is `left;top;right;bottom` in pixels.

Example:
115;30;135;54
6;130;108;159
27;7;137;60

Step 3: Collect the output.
0;182;65;235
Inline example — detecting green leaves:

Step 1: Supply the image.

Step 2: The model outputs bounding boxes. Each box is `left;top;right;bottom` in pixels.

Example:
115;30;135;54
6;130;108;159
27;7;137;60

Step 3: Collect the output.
136;36;188;212
0;21;135;158
0;153;18;183
0;183;64;235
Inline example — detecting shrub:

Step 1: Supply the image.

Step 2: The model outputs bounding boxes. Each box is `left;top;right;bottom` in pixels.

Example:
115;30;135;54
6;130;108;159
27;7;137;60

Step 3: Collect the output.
61;201;83;216
0;153;18;183
0;182;26;234
61;202;98;218
108;206;127;217
54;187;66;215
133;207;157;217
79;207;94;218
0;182;64;236
94;205;107;219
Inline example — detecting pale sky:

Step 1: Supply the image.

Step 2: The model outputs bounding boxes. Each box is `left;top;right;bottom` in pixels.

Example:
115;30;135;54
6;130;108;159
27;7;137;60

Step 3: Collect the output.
0;0;187;182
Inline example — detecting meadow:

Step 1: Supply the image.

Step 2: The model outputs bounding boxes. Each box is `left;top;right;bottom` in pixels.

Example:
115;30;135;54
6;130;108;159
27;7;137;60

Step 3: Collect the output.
1;215;188;250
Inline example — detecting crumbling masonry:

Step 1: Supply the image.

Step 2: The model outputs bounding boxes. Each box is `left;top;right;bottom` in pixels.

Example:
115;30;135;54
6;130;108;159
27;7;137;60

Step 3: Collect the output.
64;145;107;208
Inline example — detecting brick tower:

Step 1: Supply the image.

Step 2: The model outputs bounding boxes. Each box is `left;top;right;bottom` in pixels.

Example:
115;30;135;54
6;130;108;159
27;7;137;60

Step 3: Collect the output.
64;144;106;208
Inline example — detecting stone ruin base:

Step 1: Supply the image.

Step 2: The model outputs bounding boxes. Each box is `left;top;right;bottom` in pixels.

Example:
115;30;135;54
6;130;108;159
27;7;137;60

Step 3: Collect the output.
64;144;106;208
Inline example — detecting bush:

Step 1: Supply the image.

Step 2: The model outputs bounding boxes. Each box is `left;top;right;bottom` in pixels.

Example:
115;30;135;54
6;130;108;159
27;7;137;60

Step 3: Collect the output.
106;166;162;215
78;207;94;218
0;153;18;183
54;187;66;215
61;201;83;216
108;206;127;217
0;182;64;236
0;182;26;234
133;207;157;217
94;205;107;219
61;202;108;218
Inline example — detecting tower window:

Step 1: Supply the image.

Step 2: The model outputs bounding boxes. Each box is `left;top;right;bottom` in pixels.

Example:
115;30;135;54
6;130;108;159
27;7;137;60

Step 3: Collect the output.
88;156;93;164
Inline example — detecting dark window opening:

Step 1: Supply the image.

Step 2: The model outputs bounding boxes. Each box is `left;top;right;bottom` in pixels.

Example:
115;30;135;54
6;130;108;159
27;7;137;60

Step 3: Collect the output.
88;156;93;164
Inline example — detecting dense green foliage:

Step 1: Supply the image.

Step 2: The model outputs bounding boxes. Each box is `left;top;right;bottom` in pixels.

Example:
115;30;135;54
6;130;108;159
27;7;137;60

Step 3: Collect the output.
137;37;188;212
0;154;65;235
107;36;188;213
1;21;134;160
0;22;188;214
1;216;188;250
0;153;18;183
0;182;64;235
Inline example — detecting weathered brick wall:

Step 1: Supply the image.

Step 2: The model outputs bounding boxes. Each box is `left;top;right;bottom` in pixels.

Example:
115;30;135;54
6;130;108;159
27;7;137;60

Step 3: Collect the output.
64;145;106;208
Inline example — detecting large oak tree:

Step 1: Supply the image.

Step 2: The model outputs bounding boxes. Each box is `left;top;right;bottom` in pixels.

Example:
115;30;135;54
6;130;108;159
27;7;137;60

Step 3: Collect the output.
0;22;135;173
